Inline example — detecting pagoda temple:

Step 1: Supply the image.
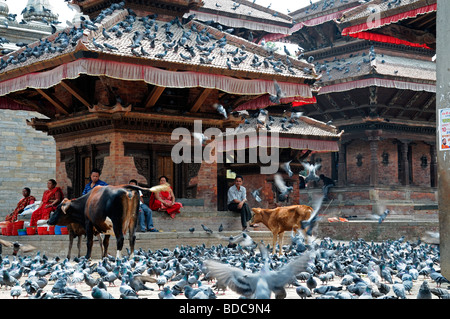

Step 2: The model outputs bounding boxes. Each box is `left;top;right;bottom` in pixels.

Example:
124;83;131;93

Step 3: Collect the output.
284;0;437;220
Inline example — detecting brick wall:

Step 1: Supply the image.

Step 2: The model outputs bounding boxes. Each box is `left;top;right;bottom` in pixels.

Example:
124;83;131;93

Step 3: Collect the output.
411;141;431;186
377;139;399;186
346;139;371;185
0;109;56;216
55;130;221;209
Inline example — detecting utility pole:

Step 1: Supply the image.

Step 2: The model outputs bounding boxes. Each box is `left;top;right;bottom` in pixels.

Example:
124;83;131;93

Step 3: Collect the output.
437;0;450;278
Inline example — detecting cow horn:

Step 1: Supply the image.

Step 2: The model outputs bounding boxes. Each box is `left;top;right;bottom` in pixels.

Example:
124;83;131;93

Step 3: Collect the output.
61;199;69;214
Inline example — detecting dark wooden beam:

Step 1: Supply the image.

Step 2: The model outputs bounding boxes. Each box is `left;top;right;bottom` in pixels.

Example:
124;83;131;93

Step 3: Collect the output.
59;80;91;109
190;88;213;113
35;89;70;115
144;85;165;109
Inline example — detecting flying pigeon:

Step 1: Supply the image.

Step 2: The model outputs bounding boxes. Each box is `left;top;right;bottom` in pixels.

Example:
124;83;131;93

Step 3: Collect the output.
281;160;293;177
269;80;285;104
274;174;293;201
204;244;313;298
302;162;321;183
212;103;228;118
251;188;262;202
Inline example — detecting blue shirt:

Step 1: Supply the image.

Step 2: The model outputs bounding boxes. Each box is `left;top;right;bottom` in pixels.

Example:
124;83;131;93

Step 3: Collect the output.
82;180;108;195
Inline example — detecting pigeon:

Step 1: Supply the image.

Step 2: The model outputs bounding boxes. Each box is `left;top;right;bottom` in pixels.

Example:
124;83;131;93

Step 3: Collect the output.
313;285;342;295
0;239;36;256
192;132;207;145
430;271;450;287
189;227;195;233
251;188;262;202
158;286;176;299
102;28;111;39
417;281;432;299
269;80;285;104
103;43;118;51
306;274;317;291
204;244;312;298
273;174;293;201
283;45;292;56
212;103;227;118
218;224;224;232
10;282;23;299
431;288;450;299
92;38;104;50
392;282;406;299
302;162;321;183
300;196;323;236
201;224;213;234
218;232;255;248
295;285;311;299
125;272;155;292
371;209;390;223
91;286;114;299
281;160;293;177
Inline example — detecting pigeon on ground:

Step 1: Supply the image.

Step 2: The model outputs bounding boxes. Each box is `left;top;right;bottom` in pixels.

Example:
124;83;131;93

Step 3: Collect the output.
417;281;432;299
91;285;114;299
295;285;311;299
201;224;213;234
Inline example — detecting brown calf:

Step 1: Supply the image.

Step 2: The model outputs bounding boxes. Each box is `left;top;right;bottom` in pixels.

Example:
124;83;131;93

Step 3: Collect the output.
67;223;111;259
250;205;313;254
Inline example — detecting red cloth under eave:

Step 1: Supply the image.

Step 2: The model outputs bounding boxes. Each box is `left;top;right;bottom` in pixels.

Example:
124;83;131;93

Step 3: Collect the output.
345;30;433;49
292;96;317;107
341;3;436;49
341;3;437;36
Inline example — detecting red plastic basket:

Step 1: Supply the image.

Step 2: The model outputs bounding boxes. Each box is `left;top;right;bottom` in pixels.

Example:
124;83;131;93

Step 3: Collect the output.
13;221;24;229
37;226;47;235
48;226;55;235
26;227;36;235
60;227;69;235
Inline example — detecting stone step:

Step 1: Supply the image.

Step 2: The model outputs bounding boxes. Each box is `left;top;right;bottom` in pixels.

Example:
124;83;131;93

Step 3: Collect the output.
150;210;269;232
0;219;439;259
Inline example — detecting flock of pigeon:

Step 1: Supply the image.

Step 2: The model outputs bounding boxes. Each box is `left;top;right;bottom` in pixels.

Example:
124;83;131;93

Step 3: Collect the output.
0;231;447;299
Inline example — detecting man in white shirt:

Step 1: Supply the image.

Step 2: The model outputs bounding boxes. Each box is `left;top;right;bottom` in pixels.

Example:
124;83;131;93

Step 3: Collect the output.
227;175;253;231
129;179;159;232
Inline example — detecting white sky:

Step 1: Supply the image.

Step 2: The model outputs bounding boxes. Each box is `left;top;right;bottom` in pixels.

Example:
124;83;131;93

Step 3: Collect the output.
5;0;320;26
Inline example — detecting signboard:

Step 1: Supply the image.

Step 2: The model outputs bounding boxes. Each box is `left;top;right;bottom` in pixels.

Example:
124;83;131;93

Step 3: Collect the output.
439;108;450;151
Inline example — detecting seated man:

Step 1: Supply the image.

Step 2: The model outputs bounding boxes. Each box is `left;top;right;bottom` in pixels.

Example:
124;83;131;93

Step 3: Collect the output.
82;168;108;195
319;174;335;201
129;179;158;232
227;175;254;231
5;187;36;222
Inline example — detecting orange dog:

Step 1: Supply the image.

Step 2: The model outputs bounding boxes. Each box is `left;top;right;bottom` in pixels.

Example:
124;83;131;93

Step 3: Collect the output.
250;205;313;254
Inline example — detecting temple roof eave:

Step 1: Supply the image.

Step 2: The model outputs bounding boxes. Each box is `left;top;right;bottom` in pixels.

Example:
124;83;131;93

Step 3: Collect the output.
0;6;319;93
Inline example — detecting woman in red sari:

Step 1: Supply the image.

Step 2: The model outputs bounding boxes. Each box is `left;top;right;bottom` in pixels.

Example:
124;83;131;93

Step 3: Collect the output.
5;188;36;222
30;179;64;226
149;176;182;219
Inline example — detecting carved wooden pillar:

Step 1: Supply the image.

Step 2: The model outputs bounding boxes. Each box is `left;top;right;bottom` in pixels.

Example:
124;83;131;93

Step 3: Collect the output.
400;141;410;186
369;139;379;187
366;130;381;187
338;141;347;187
430;142;437;187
